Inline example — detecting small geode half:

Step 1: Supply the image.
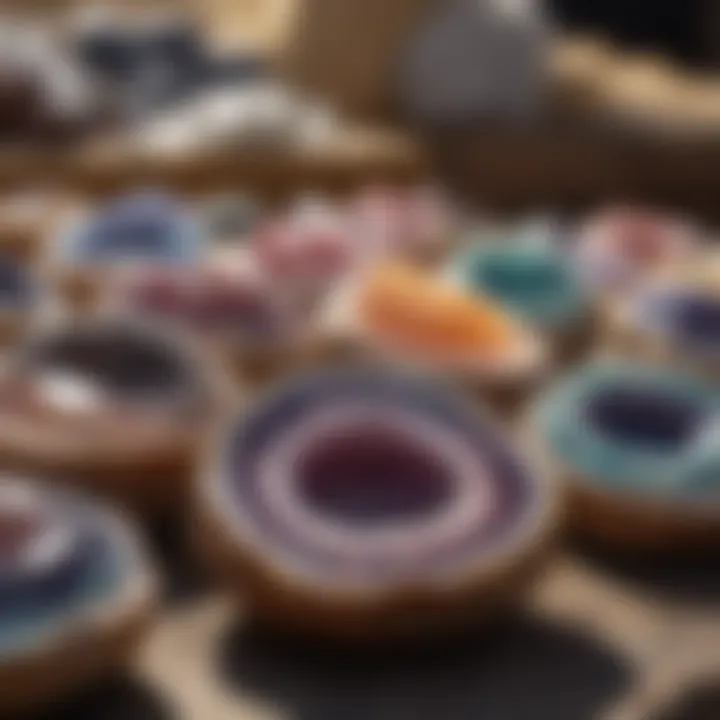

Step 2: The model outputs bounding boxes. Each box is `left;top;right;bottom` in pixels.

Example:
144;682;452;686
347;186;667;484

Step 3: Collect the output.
0;478;155;713
533;361;720;549
0;318;215;513
52;191;201;309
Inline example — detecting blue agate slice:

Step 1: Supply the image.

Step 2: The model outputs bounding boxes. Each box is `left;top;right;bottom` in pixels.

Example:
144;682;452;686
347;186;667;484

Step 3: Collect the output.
533;362;720;498
0;481;138;660
57;191;200;266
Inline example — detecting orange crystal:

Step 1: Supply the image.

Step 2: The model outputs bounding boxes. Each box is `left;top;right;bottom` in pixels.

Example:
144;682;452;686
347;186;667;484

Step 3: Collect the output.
358;263;514;356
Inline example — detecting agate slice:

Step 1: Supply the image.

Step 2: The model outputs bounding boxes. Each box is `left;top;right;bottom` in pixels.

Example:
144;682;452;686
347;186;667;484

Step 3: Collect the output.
320;262;547;413
574;206;697;295
532;361;720;549
52;191;201;309
108;263;304;385
0;318;215;513
252;195;359;308
450;236;590;359
0;478;155;713
197;369;556;638
607;280;720;380
348;185;457;266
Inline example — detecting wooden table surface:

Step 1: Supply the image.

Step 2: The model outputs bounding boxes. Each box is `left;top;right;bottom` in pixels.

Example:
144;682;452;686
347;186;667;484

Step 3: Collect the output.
34;541;720;720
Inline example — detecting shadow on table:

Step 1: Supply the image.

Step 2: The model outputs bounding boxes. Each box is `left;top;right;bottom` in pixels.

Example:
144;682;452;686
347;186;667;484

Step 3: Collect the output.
23;676;176;720
649;680;720;720
219;611;634;720
572;537;720;605
146;519;211;606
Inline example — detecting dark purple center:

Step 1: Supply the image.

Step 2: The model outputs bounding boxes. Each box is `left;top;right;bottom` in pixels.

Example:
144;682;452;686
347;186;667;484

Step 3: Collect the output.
586;386;703;451
227;372;539;579
670;293;720;345
27;324;196;400
296;428;454;525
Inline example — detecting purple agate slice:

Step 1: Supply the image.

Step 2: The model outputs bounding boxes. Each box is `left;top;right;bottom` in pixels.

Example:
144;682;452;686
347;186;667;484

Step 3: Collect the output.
216;371;544;583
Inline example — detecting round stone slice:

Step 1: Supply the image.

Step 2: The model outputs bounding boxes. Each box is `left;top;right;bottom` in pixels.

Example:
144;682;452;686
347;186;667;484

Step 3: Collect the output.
198;368;557;639
0;318;216;513
531;360;720;550
0;477;156;714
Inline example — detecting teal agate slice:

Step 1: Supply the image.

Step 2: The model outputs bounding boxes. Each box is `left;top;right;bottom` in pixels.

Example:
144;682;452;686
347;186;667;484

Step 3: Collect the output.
0;484;137;661
533;361;720;498
450;227;587;332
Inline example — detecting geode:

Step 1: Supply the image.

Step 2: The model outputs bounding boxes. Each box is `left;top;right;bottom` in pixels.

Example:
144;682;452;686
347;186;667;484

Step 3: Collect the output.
53;191;201;309
532;361;720;549
198;369;557;639
575;207;696;295
111;265;303;386
0;478;155;713
0;318;214;513
450;235;590;359
319;261;549;415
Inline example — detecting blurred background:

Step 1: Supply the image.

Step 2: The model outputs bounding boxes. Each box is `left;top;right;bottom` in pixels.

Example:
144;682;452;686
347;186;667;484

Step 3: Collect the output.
2;2;720;720
550;0;720;66
0;0;720;213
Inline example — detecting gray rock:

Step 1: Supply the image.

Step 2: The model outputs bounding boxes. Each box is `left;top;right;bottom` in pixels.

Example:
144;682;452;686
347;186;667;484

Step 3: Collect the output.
396;0;552;124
